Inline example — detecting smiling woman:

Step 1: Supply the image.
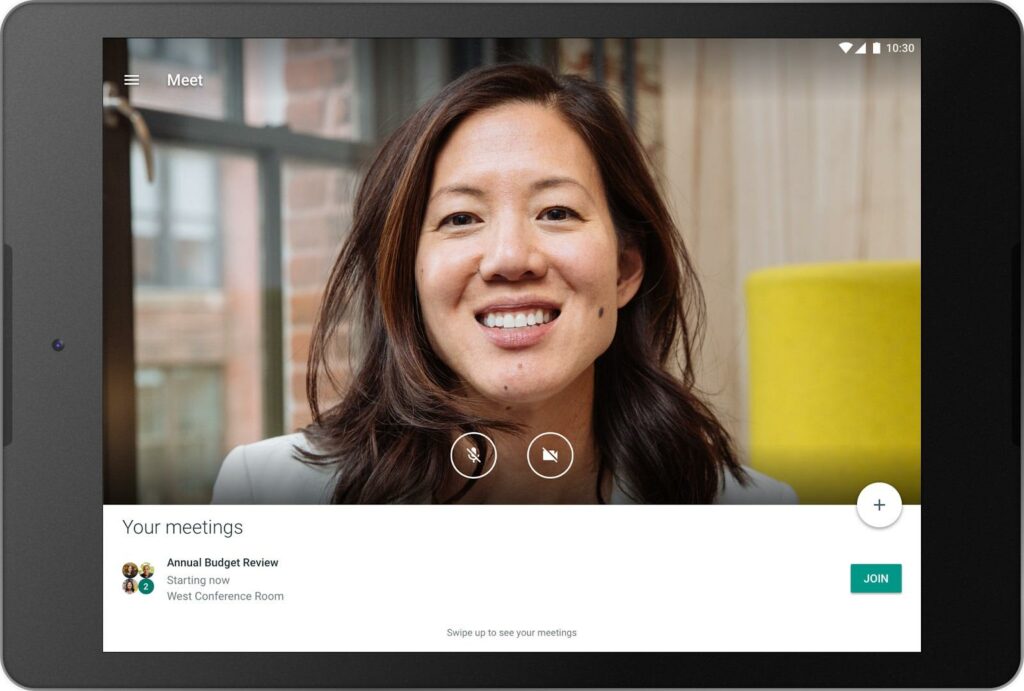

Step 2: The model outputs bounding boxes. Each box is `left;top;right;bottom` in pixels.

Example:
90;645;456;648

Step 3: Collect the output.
211;62;797;505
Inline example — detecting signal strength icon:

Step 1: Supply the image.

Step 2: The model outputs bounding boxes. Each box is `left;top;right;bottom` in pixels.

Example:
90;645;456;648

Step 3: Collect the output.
839;42;854;54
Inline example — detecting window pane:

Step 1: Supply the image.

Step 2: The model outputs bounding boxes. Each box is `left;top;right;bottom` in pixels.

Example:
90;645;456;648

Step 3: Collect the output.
128;38;231;119
132;143;223;289
169;149;218;218
131;146;264;503
130;143;160;229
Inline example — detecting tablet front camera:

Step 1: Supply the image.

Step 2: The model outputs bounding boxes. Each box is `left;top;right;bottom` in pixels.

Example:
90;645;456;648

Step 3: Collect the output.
51;338;65;352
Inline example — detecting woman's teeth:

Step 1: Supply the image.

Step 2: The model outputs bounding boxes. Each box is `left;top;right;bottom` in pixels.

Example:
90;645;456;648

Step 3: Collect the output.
480;309;556;329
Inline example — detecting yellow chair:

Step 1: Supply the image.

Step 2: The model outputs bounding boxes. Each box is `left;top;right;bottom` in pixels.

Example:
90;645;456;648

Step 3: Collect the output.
745;261;920;504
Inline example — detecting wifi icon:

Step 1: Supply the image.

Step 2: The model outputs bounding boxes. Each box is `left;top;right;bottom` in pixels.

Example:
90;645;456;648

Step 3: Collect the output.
839;41;854;54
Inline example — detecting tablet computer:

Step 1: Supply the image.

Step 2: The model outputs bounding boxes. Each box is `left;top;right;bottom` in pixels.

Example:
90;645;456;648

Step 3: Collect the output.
2;1;1020;687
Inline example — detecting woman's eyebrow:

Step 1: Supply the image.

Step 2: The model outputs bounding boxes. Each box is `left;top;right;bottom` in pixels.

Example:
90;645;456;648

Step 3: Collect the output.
427;177;595;205
428;184;485;204
531;177;594;203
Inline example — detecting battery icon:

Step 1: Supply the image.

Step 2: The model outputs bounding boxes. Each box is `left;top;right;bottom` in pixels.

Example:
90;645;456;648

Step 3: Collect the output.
872;42;881;54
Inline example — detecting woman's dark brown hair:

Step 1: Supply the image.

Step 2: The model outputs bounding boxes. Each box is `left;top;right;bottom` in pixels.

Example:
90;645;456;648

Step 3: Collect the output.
298;62;747;503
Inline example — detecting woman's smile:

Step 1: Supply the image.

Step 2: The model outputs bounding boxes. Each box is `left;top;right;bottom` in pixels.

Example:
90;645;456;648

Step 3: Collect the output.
476;308;560;349
477;308;558;329
474;298;562;349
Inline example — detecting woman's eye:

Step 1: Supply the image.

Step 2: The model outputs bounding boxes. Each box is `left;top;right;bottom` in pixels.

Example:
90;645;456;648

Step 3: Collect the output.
442;213;478;228
539;207;580;222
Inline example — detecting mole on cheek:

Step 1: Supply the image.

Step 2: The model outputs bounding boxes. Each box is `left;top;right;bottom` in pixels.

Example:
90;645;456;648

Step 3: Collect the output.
598;307;605;318
517;363;523;370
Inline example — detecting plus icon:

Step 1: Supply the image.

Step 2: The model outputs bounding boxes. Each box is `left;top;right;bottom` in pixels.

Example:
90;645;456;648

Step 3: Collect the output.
857;483;902;528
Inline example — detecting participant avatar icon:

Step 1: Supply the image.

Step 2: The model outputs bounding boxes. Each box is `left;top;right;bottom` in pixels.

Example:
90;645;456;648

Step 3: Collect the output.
121;560;154;595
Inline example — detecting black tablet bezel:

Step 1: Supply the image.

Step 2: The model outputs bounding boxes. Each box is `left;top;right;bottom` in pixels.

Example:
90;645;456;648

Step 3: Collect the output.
2;2;1020;687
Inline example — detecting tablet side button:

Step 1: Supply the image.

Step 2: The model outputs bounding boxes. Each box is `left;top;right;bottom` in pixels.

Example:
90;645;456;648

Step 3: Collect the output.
1014;242;1020;447
4;243;11;446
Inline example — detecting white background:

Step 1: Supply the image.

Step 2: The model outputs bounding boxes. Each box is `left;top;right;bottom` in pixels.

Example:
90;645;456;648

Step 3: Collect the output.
0;0;1020;687
104;506;921;653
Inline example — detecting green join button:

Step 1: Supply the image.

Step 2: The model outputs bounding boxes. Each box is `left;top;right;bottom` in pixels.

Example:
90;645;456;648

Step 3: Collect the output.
851;564;902;593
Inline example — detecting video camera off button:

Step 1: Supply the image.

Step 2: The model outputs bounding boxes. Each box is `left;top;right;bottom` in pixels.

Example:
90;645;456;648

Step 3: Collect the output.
450;432;498;479
527;432;574;479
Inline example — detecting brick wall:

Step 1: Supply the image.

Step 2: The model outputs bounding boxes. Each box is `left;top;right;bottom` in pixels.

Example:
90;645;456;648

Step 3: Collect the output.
280;39;360;431
282;39;359;140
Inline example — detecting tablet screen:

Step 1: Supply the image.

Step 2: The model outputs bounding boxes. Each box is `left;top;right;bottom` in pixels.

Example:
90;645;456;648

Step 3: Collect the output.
102;37;921;652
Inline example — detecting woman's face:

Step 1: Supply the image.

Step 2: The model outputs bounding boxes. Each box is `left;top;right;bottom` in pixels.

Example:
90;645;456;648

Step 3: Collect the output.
415;102;643;405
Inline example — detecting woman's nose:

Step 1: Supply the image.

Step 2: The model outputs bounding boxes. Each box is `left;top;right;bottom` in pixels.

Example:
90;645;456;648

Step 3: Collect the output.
477;215;548;282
